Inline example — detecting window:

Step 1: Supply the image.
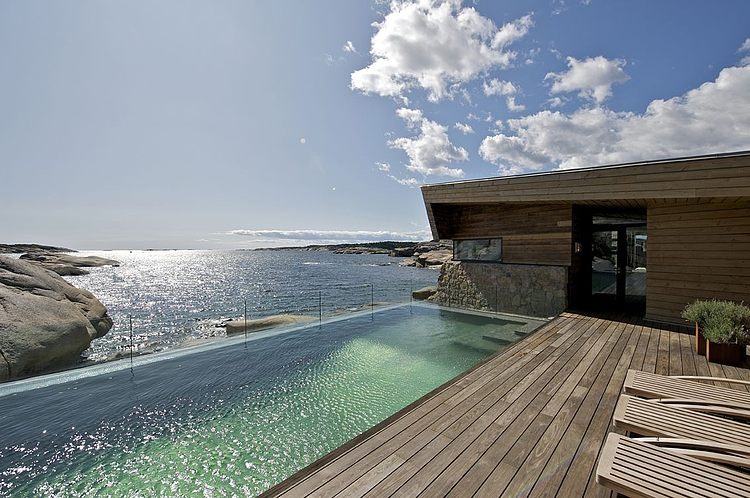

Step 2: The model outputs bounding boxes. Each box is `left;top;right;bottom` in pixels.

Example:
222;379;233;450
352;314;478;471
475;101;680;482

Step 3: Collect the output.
453;239;502;262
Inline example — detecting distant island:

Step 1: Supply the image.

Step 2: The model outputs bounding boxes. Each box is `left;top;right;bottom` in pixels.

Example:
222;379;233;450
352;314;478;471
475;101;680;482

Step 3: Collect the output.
254;239;450;255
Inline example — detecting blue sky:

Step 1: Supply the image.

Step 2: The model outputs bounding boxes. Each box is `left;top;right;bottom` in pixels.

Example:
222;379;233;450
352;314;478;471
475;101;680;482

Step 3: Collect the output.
1;0;749;249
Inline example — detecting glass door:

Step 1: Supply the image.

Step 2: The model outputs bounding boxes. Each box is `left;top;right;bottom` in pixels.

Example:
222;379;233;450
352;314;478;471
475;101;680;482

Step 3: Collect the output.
590;225;647;310
591;230;618;299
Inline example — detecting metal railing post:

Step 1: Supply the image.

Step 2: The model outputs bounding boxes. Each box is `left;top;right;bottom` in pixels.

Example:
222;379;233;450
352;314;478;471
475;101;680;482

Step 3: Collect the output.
371;283;374;321
410;279;413;313
244;298;248;348
318;290;322;328
129;315;134;376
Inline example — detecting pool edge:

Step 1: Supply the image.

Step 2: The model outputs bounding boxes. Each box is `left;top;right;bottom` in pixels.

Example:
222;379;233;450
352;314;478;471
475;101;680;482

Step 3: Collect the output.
258;310;553;497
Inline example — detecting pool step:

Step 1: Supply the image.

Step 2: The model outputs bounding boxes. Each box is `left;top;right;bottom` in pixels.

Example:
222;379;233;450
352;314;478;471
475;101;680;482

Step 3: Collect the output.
482;335;514;346
450;340;496;355
514;330;530;337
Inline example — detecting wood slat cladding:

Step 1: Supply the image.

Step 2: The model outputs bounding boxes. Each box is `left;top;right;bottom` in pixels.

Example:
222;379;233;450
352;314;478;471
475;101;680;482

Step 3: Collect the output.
646;199;750;323
436;203;573;266
422;153;750;208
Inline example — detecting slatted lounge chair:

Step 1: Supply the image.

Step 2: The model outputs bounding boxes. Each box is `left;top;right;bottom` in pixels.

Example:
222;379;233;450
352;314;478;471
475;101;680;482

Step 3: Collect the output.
613;395;750;464
597;433;750;498
623;370;750;420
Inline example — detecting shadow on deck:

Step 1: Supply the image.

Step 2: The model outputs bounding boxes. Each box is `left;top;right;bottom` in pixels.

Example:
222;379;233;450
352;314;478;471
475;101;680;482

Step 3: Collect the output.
262;311;750;498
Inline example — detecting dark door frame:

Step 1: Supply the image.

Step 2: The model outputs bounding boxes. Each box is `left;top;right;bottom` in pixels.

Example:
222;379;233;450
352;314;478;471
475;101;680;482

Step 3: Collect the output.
591;223;646;308
569;205;647;313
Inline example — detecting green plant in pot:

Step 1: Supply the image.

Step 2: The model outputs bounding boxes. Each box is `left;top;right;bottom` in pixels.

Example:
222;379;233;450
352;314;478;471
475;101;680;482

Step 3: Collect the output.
683;300;750;365
682;299;712;355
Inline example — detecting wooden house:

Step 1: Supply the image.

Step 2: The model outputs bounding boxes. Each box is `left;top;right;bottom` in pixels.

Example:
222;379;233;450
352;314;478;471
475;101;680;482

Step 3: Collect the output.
421;151;750;325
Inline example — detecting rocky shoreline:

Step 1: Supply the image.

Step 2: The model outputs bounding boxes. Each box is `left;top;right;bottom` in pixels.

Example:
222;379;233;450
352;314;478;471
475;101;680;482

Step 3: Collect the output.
254;240;453;268
0;241;453;383
0;256;114;381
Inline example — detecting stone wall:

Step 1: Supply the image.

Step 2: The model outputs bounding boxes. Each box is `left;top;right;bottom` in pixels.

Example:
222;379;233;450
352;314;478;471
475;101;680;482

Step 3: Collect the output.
431;261;568;318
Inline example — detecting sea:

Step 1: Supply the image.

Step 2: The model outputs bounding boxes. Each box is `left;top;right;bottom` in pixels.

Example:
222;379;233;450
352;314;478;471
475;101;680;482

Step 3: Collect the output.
63;249;440;362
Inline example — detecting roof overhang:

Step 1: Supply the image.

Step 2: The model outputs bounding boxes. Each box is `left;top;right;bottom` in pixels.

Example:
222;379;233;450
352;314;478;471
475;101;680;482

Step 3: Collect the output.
422;151;750;240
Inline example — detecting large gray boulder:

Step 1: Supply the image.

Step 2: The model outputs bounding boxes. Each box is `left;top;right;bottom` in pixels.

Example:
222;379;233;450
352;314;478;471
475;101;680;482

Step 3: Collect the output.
18;252;119;276
0;256;112;381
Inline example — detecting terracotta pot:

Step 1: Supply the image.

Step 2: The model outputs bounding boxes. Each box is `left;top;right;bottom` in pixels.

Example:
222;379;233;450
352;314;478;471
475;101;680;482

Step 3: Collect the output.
706;341;746;366
694;322;706;356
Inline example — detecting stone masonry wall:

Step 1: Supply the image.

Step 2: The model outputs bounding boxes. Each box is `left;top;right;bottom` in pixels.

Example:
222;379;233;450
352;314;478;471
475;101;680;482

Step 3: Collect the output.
431;261;568;318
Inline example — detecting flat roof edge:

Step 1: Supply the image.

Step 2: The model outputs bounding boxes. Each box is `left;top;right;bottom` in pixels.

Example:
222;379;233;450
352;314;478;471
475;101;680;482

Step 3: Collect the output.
421;150;750;190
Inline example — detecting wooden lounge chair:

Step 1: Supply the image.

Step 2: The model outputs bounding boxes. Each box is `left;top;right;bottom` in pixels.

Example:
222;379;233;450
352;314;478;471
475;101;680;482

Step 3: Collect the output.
623;370;750;420
597;433;750;498
613;395;750;458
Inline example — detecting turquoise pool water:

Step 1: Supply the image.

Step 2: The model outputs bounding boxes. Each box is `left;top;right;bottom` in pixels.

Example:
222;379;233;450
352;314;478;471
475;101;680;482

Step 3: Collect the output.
0;304;544;497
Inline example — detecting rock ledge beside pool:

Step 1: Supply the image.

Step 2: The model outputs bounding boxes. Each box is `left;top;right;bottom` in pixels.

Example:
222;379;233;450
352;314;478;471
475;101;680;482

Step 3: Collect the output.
0;256;113;382
223;314;317;335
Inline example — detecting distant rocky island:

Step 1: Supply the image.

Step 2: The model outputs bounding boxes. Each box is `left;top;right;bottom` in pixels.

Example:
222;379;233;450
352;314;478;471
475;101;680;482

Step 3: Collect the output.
255;240;453;268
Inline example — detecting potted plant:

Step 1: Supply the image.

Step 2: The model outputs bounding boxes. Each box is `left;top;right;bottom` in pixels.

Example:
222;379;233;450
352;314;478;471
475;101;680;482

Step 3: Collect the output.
683;300;750;365
681;299;712;355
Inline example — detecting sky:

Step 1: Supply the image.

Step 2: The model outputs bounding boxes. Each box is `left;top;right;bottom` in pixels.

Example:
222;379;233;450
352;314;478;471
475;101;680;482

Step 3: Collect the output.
1;0;749;250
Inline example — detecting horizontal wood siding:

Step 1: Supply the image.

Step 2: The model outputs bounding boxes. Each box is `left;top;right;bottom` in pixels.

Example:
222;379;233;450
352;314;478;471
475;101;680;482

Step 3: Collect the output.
436;203;572;266
646;199;750;323
422;155;750;206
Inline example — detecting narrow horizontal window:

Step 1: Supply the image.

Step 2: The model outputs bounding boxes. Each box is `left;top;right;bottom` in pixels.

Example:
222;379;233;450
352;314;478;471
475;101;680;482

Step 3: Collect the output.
453;239;502;262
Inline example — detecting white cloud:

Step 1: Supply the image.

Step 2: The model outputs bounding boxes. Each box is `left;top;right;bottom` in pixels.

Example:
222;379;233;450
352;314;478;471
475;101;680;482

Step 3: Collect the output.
376;160;420;187
551;0;567;15
389;176;421;187
506;96;526;112
492;14;534;49
740;38;750;66
396;107;424;126
547;96;565;108
479;65;750;174
525;47;541;65
228;229;429;243
343;40;357;53
546;56;629;103
483;78;517;96
351;1;533;102
390;107;468;177
454;122;475;134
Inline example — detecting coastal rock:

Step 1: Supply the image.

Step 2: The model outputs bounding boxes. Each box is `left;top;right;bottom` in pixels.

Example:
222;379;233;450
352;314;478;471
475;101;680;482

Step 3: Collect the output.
42;264;90;276
19;252;119;276
416;249;453;267
332;246;390;255
0;256;113;381
412;286;437;300
19;252;120;270
389;247;416;257
0;243;75;254
223;314;317;335
395;240;453;268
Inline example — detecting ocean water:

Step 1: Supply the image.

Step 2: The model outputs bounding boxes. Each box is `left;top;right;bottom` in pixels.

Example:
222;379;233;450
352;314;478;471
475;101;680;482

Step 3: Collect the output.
0;305;543;497
64;249;439;361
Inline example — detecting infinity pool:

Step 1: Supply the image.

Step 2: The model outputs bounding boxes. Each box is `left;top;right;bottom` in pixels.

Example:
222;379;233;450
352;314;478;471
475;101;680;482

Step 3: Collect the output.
0;304;544;497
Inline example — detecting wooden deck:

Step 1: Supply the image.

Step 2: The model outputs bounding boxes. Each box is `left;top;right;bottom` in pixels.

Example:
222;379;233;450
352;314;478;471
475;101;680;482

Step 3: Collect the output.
262;312;750;498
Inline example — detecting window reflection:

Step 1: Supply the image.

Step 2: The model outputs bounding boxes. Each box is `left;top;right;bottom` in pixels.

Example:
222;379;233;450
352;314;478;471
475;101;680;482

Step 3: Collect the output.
453;239;503;261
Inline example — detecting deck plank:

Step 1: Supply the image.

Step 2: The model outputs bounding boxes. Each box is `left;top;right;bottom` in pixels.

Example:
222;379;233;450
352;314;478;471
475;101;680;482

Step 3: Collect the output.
263;313;750;498
528;320;641;498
